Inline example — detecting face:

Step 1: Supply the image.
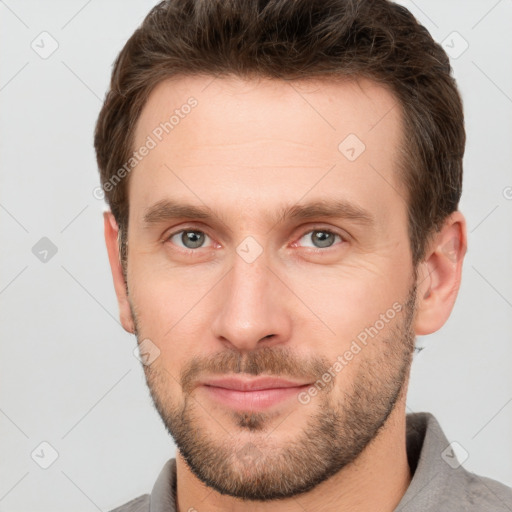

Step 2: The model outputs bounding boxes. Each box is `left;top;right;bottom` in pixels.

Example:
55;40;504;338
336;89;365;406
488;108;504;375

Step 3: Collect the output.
123;75;418;500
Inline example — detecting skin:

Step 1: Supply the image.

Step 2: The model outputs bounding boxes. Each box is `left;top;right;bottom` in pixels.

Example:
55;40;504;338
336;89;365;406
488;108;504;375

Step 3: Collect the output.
104;75;467;512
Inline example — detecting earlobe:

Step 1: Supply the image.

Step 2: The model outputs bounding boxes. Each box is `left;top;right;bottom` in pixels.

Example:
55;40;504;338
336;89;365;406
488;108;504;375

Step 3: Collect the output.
413;211;467;336
103;211;135;334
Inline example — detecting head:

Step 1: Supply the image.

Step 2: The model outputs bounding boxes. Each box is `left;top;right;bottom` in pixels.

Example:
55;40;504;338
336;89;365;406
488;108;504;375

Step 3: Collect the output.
95;0;467;502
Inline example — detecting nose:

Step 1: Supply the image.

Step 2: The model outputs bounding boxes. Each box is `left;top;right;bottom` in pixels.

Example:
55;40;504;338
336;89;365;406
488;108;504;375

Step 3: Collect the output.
211;251;292;352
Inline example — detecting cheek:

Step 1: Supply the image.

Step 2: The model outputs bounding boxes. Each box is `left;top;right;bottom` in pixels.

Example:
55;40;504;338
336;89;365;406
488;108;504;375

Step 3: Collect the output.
128;264;219;359
284;261;408;347
130;252;208;313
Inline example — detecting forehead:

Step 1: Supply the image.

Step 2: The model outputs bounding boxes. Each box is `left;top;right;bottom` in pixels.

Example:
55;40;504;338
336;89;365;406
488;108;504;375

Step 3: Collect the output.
129;74;405;228
134;74;401;155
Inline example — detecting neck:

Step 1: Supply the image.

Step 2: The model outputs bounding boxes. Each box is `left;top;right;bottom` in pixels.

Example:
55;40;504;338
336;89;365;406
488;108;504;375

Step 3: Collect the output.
175;400;412;512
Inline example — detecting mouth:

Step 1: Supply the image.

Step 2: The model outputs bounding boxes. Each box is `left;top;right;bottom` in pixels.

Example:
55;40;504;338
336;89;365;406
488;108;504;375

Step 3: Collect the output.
198;376;312;411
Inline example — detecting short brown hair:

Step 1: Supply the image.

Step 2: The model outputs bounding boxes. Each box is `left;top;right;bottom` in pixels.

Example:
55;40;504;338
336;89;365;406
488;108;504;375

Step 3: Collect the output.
94;0;465;266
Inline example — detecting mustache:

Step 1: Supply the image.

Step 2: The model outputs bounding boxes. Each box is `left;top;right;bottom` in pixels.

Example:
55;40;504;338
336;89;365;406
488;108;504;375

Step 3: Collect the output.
178;346;333;395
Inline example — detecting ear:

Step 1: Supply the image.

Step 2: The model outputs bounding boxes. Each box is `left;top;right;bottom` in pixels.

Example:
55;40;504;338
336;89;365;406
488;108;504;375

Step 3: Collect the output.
413;211;467;335
103;211;135;334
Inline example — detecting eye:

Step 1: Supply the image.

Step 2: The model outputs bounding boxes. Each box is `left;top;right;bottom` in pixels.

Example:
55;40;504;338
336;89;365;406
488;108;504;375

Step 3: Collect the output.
296;229;343;249
167;229;213;250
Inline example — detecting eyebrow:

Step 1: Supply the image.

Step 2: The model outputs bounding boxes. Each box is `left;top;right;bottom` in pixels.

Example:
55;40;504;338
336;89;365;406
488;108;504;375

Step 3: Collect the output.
142;198;374;228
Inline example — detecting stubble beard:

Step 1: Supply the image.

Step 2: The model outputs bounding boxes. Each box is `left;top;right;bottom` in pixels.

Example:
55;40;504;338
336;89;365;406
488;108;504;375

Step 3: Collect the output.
131;286;417;501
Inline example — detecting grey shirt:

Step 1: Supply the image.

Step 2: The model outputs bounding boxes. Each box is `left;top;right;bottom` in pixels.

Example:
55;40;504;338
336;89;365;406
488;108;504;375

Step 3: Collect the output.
111;412;512;511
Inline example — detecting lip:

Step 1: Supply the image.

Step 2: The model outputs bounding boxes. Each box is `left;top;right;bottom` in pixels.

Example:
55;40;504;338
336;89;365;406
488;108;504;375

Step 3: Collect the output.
201;376;311;391
199;376;312;411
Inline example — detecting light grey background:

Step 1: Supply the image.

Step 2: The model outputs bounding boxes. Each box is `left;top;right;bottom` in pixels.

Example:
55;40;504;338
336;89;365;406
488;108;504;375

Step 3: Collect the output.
0;1;511;510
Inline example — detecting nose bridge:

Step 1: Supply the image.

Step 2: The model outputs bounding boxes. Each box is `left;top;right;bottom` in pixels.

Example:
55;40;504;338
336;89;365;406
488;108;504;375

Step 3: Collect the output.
212;247;290;350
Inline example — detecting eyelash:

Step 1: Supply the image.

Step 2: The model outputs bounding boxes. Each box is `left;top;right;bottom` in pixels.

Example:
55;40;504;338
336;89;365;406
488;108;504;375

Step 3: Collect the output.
164;226;346;254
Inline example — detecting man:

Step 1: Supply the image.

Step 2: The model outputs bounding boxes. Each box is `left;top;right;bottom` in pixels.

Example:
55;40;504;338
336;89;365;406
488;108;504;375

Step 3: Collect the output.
94;1;512;511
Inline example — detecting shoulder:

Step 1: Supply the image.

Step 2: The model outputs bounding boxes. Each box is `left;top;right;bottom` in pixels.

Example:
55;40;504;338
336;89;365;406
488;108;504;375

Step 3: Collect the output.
109;493;150;512
399;412;512;511
450;470;512;510
108;458;177;512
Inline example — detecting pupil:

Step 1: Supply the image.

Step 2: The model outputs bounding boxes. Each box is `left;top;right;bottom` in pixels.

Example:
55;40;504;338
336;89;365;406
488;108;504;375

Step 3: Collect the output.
183;231;204;248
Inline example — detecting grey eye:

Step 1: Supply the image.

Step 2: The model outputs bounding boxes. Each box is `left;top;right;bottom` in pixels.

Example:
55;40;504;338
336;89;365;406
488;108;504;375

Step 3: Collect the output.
182;231;205;249
169;230;210;249
299;230;341;249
